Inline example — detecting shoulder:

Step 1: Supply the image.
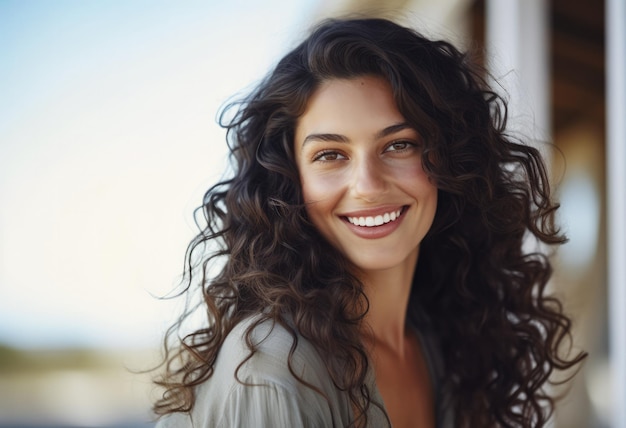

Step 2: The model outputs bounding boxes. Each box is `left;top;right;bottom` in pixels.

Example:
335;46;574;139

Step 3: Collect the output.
223;316;323;383
157;316;352;428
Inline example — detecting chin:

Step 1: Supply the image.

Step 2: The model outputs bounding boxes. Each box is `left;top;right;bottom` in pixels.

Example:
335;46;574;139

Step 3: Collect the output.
346;251;417;274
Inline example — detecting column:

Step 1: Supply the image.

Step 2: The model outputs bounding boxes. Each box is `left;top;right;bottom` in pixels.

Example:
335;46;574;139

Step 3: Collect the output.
607;0;626;426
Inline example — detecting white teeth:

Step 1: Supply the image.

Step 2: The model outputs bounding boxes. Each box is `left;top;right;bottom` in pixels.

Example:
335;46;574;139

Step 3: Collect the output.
347;209;403;227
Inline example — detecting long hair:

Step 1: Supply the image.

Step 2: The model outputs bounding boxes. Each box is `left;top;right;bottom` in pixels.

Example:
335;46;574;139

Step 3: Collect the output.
153;18;586;427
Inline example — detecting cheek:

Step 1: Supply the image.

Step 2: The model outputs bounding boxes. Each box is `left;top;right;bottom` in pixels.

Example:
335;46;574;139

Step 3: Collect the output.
300;172;345;238
300;170;345;204
396;163;438;210
301;180;322;205
302;182;333;223
395;162;432;187
302;192;338;246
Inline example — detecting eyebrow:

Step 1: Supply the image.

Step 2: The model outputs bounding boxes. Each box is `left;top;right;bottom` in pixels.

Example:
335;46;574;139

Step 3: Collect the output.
301;122;413;147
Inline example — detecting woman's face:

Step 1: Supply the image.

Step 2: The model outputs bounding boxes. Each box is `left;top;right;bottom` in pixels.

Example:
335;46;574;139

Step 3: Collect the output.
294;76;438;274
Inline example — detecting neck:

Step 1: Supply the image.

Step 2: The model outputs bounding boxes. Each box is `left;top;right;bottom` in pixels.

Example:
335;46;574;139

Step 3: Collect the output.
359;247;418;355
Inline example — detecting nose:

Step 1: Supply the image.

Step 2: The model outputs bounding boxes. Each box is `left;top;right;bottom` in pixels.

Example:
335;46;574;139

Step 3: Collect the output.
350;155;387;201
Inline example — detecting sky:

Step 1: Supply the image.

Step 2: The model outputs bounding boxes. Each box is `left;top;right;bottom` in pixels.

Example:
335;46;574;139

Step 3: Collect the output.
0;0;317;349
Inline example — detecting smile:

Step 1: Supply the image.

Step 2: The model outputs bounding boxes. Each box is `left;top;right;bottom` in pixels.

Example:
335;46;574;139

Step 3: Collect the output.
346;208;403;227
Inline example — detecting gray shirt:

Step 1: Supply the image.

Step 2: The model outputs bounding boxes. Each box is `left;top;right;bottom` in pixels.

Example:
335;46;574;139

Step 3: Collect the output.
156;317;452;427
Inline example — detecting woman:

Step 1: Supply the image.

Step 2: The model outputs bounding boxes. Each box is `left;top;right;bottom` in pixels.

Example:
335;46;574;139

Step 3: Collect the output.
153;18;586;427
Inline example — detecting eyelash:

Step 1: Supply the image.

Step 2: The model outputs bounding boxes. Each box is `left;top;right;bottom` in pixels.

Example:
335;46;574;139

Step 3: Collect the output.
384;140;417;152
311;140;419;162
312;150;345;162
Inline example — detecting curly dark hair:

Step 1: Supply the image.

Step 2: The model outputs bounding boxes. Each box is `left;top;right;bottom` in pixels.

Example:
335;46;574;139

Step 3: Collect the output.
153;17;586;427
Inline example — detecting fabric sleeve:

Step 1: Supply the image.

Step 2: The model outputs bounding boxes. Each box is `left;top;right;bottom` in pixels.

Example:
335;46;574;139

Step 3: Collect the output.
215;379;332;428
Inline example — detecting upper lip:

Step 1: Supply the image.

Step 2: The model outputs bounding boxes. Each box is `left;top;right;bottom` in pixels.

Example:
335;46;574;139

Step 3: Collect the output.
339;205;406;218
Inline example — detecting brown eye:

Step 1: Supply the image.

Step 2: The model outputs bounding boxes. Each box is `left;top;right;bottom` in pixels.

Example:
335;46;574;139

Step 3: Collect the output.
392;142;409;151
313;151;345;162
385;140;415;152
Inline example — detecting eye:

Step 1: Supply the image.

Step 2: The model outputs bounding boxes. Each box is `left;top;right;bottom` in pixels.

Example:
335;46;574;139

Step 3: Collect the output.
313;150;346;162
384;140;417;153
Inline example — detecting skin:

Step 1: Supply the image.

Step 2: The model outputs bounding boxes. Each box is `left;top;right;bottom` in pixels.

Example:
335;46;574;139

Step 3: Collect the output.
295;75;438;428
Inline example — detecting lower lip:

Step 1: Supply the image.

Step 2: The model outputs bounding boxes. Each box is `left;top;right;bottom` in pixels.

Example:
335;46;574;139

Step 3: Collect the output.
342;207;407;239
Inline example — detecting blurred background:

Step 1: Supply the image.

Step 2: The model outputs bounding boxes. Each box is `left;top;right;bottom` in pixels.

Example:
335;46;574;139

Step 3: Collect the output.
0;0;622;427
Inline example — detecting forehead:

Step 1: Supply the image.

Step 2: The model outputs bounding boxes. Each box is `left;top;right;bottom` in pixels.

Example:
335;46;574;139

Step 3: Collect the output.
295;76;406;142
